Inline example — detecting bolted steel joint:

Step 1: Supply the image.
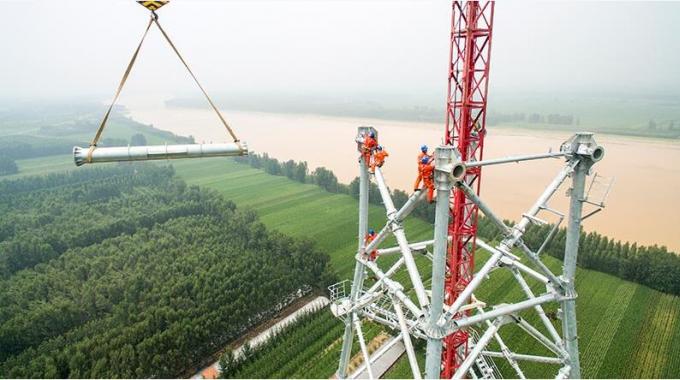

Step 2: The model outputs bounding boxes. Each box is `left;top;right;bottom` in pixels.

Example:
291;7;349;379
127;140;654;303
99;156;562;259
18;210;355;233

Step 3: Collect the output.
422;320;449;340
389;220;404;232
560;132;605;165
434;145;466;190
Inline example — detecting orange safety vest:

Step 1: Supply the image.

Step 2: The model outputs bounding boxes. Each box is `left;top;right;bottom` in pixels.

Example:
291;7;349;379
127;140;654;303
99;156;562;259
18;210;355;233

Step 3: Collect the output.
374;150;389;166
363;136;377;152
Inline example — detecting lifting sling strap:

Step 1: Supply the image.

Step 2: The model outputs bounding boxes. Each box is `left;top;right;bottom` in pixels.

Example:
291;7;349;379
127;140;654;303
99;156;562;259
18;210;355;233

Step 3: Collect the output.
87;10;241;163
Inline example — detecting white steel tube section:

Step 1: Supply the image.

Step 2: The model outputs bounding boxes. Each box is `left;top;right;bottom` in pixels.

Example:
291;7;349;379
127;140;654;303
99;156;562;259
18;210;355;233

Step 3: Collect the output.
393;228;430;308
338;152;371;378
349;335;404;380
480;351;563;365
426;146;454;379
362;311;400;331
73;142;247;166
452;293;557;330
516;242;563;289
365;257;405;295
505;161;578;247
452;318;504;380
440;249;504;325
374;168;397;216
392;297;422;380
562;160;588;378
337;314;355;377
353;157;370;300
396;190;428;221
364;191;427;254
354;316;375;380
456;182;563;287
373;168;429;308
476;306;526;380
362;259;423;317
466;151;567;168
503;256;550;285
363;310;428;340
511;269;563;346
515;317;567;357
378;239;434;256
476;238;549;285
365;225;391;256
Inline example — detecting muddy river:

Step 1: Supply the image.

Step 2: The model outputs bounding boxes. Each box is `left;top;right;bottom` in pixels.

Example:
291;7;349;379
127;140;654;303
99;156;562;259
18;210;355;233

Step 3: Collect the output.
127;103;680;252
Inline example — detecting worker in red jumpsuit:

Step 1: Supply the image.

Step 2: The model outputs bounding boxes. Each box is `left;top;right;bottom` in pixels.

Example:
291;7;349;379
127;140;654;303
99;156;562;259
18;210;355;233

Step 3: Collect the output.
365;228;378;261
370;145;389;173
413;145;432;191
420;156;436;203
361;131;378;168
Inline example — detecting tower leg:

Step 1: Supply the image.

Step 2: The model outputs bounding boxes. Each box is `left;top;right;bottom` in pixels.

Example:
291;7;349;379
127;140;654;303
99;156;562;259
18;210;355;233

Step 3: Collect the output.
562;160;587;379
337;146;370;378
426;146;454;379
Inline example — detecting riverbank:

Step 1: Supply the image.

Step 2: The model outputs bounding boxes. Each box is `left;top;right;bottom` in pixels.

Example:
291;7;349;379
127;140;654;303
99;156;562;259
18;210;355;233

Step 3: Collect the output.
127;104;680;251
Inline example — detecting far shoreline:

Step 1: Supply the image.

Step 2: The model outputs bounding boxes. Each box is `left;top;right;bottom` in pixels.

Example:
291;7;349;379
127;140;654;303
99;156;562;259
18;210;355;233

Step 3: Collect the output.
157;103;680;145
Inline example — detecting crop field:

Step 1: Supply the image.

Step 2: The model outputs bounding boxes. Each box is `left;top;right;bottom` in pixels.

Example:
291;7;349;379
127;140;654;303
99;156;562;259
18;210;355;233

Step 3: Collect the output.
489;93;680;139
10;155;680;378
227;309;388;379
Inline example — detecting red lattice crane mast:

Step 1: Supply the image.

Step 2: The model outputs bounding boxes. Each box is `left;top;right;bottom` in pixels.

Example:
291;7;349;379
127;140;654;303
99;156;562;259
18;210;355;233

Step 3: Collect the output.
442;1;495;377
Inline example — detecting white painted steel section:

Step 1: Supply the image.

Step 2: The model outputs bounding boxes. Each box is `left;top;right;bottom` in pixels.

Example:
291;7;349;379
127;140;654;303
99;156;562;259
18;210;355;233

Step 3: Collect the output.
354;316;375;380
74;142;247;166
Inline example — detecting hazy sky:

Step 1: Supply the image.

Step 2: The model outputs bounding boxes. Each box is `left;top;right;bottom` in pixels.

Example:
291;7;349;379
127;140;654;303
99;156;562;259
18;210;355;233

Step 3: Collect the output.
1;0;678;102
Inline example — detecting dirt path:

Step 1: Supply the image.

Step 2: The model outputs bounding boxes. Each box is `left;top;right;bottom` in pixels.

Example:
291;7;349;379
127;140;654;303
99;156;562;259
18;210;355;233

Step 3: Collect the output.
191;295;330;379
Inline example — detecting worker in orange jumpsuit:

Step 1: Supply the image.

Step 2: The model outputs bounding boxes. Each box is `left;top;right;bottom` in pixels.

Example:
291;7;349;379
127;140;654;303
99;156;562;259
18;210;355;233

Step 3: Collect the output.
420;156;436;203
413;145;432;191
364;228;378;261
361;131;378;167
370;145;389;173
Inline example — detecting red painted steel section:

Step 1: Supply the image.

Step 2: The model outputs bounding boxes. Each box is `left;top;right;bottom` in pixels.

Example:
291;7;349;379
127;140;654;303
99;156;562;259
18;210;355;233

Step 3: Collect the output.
442;1;494;377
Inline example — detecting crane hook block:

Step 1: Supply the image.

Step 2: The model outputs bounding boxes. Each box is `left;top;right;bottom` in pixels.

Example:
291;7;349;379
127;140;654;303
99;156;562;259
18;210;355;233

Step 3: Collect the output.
138;1;168;11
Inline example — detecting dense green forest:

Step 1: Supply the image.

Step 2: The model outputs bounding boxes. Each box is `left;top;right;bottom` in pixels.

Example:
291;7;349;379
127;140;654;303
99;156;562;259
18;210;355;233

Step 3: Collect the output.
0;165;333;378
237;152;680;296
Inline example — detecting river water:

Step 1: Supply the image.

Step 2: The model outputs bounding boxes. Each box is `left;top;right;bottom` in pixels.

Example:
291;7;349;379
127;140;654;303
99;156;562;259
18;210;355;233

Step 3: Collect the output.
127;103;680;252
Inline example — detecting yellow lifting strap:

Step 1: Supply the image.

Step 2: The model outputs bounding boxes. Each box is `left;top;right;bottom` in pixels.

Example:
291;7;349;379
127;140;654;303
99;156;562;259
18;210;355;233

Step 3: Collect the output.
87;2;241;162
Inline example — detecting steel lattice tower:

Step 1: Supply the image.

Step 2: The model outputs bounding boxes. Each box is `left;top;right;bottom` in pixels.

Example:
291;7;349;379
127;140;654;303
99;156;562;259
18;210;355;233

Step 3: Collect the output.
443;1;494;377
330;2;610;379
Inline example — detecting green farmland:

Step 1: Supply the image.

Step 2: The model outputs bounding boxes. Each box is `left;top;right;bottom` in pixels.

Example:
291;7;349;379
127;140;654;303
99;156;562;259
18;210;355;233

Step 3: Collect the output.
173;158;680;379
10;154;680;378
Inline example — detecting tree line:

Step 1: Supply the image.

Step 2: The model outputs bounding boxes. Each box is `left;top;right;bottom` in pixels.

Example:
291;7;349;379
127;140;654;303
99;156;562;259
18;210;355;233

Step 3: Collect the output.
0;155;17;176
235;153;346;194
523;224;680;295
235;153;680;296
0;164;335;378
